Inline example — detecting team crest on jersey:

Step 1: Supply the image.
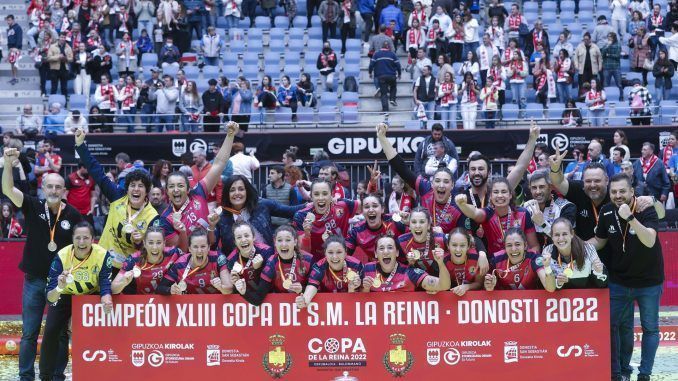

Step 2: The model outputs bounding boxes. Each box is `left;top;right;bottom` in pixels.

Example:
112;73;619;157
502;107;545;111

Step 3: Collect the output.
335;208;344;218
464;218;471;229
193;199;201;210
469;266;476;275
60;220;71;230
136;221;146;230
262;334;292;378
383;333;414;377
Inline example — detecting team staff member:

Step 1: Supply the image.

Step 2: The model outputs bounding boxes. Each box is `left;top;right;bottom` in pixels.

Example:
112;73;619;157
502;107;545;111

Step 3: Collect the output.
483;228;556;291
158;121;239;251
235;225;314;305
75;129;158;269
40;222;112;381
362;235;451;292
522;171;576;247
111;227;183;294
345;194;406;263
2;148;81;381
589;174;664;381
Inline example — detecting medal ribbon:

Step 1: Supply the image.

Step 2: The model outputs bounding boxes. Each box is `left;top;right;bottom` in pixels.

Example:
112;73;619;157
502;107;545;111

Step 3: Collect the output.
328;262;347;285
172;197;190;215
126;202;143;226
614;199;637;253
45;202;63;246
238;247;256;269
68;246;93;274
378;263;399;287
277;255;297;281
432;196;452;227
183;253;209;280
497;208;512;241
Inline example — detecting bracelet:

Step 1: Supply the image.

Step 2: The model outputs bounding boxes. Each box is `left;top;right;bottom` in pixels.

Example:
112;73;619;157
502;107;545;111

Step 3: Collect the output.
206;226;215;232
626;214;636;222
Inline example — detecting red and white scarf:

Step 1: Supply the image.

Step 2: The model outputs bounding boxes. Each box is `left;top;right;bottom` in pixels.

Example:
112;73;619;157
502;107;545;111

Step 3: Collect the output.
320;52;336;68
651;13;663;28
662;145;673;167
557;58;570;81
463;83;477;103
333;183;345;199
641;155;659;177
427;27;438;46
510;60;524;80
440;82;456;106
482;86;497;108
532;30;543;48
527;158;537;173
408;27;422;46
587;90;604;109
411;9;426;26
490;66;504;88
100;84;116;110
121;84;136;109
508;15;521;31
452;22;464;41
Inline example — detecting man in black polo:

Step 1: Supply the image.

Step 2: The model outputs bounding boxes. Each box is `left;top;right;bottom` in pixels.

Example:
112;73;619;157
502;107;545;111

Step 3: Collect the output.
2;148;81;381
590;174;664;381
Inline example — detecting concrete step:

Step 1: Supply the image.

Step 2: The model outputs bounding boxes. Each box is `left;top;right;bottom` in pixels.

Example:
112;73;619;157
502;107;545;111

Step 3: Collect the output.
0;77;42;92
358;82;412;96
0;89;42;98
358;97;414;112
0;102;44;114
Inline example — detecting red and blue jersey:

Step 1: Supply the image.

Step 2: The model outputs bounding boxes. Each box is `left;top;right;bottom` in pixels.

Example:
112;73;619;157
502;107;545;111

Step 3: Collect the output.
293;199;359;262
415;176;464;233
490;251;543;290
363;262;427;292
307;255;363;293
158;180;211;240
122;247;183;294
480;207;535;256
163;251;226;294
225;242;274;288
445;250;481;286
260;251;315;293
396;232;448;276
345;214;407;263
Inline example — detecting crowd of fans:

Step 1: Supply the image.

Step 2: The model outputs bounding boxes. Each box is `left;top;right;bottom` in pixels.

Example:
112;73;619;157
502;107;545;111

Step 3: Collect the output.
2;0;677;132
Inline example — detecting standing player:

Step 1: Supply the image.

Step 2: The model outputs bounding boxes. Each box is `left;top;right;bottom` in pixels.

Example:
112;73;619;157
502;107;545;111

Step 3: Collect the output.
446;227;486;296
362;235;451;292
345;194;406;263
111;227;183;294
226;221;275;290
396;207;449;276
158;121;239;251
158;229;232;295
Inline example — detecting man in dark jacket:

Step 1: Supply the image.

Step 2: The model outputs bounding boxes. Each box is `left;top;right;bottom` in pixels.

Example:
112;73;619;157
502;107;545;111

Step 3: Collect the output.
368;41;402;111
414;123;460;176
633;142;671;202
6;15;22;85
357;0;375;42
202;78;225;133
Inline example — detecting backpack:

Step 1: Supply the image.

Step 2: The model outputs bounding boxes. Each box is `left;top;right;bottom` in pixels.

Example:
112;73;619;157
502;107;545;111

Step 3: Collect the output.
343;76;358;92
631;92;644;112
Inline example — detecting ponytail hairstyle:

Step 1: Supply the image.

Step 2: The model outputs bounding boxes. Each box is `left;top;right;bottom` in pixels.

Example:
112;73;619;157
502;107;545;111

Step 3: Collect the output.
410;206;436;250
550;217;585;270
274;224;306;275
141;226;166;262
489;176;516;208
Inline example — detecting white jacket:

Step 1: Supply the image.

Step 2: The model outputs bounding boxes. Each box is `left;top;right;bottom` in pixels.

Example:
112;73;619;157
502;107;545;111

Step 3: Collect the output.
659;33;678;63
94;84;120;111
609;0;628;21
223;0;243;17
201;34;222;58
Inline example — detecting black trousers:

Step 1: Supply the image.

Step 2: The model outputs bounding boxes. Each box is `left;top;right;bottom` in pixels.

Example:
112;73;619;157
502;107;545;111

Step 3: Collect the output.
50;69;68;96
39;294;73;381
378;75;397;111
203;115;222;132
306;0;321;27
340;23;356;54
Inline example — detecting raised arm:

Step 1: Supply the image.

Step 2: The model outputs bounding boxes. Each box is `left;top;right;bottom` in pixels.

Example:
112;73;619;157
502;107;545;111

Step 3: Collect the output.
2;148;24;207
74;129;125;202
454;193;485;223
421;248;452;291
203;122;238;193
548;147;570;196
507;121;539;189
377;123;418;190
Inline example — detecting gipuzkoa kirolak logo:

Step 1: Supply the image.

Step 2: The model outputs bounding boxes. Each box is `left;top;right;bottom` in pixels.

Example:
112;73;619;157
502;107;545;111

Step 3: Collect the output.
383;333;414;377
263;334;293;378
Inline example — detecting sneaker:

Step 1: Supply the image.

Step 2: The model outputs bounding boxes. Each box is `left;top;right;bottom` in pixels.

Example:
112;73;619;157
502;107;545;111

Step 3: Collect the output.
637;375;650;381
373;89;381;97
390;100;398;107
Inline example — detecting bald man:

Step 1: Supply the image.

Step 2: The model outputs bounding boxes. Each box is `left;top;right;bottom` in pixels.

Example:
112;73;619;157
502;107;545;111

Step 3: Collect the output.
3;149;81;381
584;140;616;178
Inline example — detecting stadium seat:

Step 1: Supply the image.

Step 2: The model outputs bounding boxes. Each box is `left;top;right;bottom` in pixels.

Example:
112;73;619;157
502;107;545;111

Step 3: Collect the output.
341;92;359;107
318;106;338;123
69;94;88;109
255;16;272;28
308;28;322;41
289;28;305;44
328;39;341;51
525;103;545;119
48;94;66;108
342;106;359;124
203;65;221;80
247;28;263;42
141;54;158;68
274;107;293;124
285;65;302;81
229;28;245;41
223;65;241;79
524;2;538;13
502;103;520;121
560;0;576;12
320;92;338;107
243;52;260;69
307;39;323;53
310;15;321;28
270;28;286;44
287;39;305;54
274;16;290;28
184;65;199;77
605;87;621;101
163;65;179;78
296;106;315;125
248;39;264;52
345;39;362;53
229;40;246;54
344;51;361;67
292;16;307;28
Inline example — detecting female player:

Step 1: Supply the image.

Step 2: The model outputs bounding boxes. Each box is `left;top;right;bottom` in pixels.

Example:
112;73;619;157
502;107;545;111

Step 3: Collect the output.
396;207;448;276
362;235;451;292
111;227;183;294
483;228;556;291
446;227;486;296
157;229;231;295
226;221;275;289
345;194;406;263
544;217;607;289
235;225;314;305
294;236;363;309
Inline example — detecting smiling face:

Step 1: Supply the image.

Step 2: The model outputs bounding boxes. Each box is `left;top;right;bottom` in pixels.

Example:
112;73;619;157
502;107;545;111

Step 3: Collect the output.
189;235;209;264
491;181;511;208
229;179;248;210
127;180;148;209
447;232;469;264
72;226;93;256
432;171;453;204
234;225;255;256
325;241;347;271
468;159;489;188
166;174;189;207
610;179;633;207
144;231;164;257
362;196;383;229
311;182;333;215
582;168;607;202
376;237;398;273
409;211;430;241
504;233;526;264
275;230;297;260
551;221;573;253
529;177;549;205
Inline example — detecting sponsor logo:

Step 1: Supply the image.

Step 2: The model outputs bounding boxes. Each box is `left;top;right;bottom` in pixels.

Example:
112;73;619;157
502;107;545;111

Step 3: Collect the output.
172;139;187;157
328;136;426;155
131;350;145;367
206;345;220;367
148;350;165;367
504;341;518;363
443;348;461;365
189;139;207;155
536;134;549;145
557;345;583;358
307;337;366;354
263;334;293;378
608;225;617;234
551;133;569;151
426;348;440;365
82;350;107;362
383;333;414;377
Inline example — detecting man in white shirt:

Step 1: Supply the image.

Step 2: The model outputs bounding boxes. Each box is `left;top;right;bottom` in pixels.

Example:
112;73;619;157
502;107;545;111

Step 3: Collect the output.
477;33;499;87
63;110;88;134
463;12;480;61
16;104;42;136
229;142;260;183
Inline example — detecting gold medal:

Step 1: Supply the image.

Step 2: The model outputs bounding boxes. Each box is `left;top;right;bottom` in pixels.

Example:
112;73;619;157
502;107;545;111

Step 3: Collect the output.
282;277;293;290
372;275;382;288
48;241;57;252
177;280;187;292
66;273;75;284
232;262;244;274
563;268;574;278
215;206;223;215
172;212;182;221
391;213;402;222
411;250;421;261
346;270;358;281
132;266;142;278
123;223;134;234
322;230;330;241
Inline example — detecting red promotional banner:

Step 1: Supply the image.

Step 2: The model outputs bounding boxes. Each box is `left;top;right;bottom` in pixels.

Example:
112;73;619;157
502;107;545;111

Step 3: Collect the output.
72;290;610;380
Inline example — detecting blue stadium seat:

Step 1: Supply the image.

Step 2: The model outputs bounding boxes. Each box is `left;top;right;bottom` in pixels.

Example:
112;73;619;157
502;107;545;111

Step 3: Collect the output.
328;39;341;51
255;16;272;28
342;106;359;124
318;106;338;124
163;65;179;78
274;16;290;28
247;28;263;41
203;65;221;80
184;65;199;77
502;103;520;121
293;16;307;28
48;94;67;108
229;28;245;41
560;0;576;12
525;103;545;119
248;39;264;52
141;54;158;68
274;107;293;124
542;2;557;14
320;92;338;107
229;40;246;54
289;28;305;44
242;64;260;80
524;2;538;13
605;87;621;101
243;52;260;68
285;65;302;81
307;39;323;52
345;39;362;53
308;28;322;41
341;92;359;106
270;28;286;44
310;15;321;28
270;41;286;53
223;65;241;79
296;106;315;125
69;94;88;109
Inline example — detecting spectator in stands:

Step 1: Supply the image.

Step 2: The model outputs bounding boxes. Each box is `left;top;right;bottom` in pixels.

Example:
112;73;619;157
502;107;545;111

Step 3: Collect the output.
318;0;340;41
138;67;160;132
610;0;628;53
449;13;465;63
429;6;451;33
87;105;111;133
368;41;401;111
94;74;118;131
217;77;233;115
179;80;204;132
652;49;675;103
584;79;607;127
593;16;615;50
564;145;586;180
222;0;243;30
116;32;138;78
406;18;425;65
149;186;167;213
424;141;458;178
610;129;631;161
175;69;188;94
277;75;299;121
317;41;338;91
261;0;277;27
369;24;395;57
338;0;357;54
601;32;623;100
262;166;296;228
480;77;500;129
358;0;375;42
47;32;73;97
410;47;432;80
230;142;260;183
486;0;508;27
151;159;172;189
585;140;616;178
379;0;404;48
628;10;645;39
203;78;226;132
413;123;459;176
230;76;254;133
136;29;154;67
659;22;678;69
256;74;279;110
462;12;480;60
574;32;602;95
114;152;134;189
118;75;139;133
458;71;479;130
0;201;22;238
89;45;113;86
488;55;506;110
183;0;203;39
611;146;626;174
157;0;180;31
488;16;505;53
133;0;156;36
647;4;664;58
72;43;91;97
296;73;317;107
42;103;67;135
408;1;426;29
64;110;87;134
150;74;180;132
507;49;528;117
437;71;457;129
65;161;96;221
561;99;583;127
436;54;454;83
5;15;22;85
34;139;63;198
552;32;574;59
634;142;670;202
16;105;43;136
159;36;181;71
36;32;53;98
200;26;222;66
553;49;573;104
413;65;437;121
477;34;498;87
85;29;103;51
457;50;480;82
628;78;653;125
630;25;651;85
504;3;526;44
